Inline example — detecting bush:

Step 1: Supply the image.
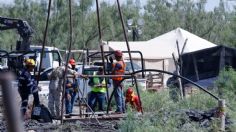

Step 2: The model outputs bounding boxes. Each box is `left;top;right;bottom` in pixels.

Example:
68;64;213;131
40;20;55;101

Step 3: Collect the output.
215;67;236;100
119;90;221;131
215;67;236;124
119;68;236;131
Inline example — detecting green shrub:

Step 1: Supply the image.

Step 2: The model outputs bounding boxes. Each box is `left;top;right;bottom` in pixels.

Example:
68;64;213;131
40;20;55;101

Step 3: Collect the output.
215;68;236;129
119;70;236;131
119;87;236;131
215;67;236;100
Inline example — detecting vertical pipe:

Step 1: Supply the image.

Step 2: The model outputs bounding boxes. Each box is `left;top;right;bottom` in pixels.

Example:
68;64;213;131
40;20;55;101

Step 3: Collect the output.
116;0;143;114
0;72;24;132
37;0;52;85
133;75;143;113
95;0;110;113
61;0;73;124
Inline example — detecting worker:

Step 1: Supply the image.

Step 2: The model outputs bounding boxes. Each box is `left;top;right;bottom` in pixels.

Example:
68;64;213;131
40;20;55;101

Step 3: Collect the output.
65;59;80;117
47;61;81;119
111;50;126;113
18;58;40;119
125;87;141;112
88;67;111;112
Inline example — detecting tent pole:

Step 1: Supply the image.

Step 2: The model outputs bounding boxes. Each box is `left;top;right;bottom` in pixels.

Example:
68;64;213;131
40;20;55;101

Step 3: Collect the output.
172;53;183;99
176;41;185;97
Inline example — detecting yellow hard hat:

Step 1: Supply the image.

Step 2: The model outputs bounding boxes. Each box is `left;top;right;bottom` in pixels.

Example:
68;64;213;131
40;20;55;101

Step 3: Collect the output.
25;59;36;66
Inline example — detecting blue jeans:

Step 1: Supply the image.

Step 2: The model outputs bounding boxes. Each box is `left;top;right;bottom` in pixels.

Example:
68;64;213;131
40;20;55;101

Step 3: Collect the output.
113;81;125;113
88;92;106;111
65;88;78;114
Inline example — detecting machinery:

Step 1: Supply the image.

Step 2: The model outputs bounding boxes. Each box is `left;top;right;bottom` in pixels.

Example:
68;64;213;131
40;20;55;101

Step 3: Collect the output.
0;16;62;79
0;16;33;51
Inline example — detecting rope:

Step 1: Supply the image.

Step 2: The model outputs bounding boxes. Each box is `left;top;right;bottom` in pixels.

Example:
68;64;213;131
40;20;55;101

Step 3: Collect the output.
36;0;52;84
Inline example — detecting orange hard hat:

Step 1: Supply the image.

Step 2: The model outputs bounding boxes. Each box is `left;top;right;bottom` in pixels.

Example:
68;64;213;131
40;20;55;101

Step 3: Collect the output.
69;59;76;65
126;87;134;95
114;50;123;57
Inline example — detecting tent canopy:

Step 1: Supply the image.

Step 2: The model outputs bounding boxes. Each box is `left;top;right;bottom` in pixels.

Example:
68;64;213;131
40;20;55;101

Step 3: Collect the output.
108;27;216;60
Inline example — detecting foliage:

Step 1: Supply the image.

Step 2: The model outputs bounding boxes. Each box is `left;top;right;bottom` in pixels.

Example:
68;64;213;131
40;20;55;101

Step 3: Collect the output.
119;89;236;131
215;67;236;120
119;73;236;131
0;0;236;52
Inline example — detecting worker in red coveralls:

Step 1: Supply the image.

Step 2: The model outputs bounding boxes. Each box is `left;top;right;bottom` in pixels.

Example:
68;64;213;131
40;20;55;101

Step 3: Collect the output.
125;87;141;112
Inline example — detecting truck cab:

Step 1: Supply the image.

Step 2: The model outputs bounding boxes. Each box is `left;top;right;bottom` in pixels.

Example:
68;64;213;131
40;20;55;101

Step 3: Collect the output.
30;45;62;71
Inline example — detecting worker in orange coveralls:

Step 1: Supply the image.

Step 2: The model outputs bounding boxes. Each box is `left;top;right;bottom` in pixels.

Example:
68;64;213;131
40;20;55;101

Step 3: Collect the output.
125;87;141;112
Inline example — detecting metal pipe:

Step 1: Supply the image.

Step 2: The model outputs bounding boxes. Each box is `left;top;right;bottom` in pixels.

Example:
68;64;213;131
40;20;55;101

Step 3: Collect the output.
68;74;132;78
61;0;73;124
107;69;220;111
116;0;135;73
116;1;142;111
37;0;52;84
133;69;219;100
87;51;145;78
133;75;143;113
95;0;110;112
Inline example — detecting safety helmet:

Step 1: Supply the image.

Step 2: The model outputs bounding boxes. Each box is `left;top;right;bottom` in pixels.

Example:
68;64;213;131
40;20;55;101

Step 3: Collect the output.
69;59;76;65
25;59;36;66
126;87;134;95
114;50;123;57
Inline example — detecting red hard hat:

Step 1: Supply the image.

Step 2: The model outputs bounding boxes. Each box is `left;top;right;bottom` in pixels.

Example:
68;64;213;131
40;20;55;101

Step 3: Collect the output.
126;88;134;95
69;59;76;65
114;50;123;57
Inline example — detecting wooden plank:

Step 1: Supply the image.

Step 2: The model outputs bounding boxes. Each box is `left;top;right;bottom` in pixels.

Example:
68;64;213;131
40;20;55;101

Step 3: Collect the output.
64;111;113;116
62;113;126;122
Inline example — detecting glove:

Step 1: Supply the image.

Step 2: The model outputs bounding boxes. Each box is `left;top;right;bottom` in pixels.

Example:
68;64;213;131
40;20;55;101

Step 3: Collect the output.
109;56;113;63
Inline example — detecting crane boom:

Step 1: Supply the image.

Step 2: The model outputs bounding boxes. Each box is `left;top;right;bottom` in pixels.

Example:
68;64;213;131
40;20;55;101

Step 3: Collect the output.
0;16;33;51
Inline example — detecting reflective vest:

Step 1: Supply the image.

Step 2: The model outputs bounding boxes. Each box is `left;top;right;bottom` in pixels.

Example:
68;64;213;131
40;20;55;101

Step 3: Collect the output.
91;74;106;93
112;60;126;81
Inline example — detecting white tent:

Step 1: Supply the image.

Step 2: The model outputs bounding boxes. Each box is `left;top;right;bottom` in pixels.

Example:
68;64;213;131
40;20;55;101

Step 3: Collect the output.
107;28;217;85
108;28;216;60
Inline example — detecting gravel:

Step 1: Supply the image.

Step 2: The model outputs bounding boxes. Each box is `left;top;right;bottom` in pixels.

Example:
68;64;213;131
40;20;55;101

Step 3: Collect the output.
0;117;119;132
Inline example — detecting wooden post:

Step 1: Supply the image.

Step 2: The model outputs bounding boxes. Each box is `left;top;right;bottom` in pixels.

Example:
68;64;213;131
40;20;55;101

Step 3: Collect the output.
172;53;184;99
218;99;226;131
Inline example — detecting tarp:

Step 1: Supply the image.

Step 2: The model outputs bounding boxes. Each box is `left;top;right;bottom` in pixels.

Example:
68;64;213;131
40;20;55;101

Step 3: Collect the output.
181;45;236;82
107;27;216;60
